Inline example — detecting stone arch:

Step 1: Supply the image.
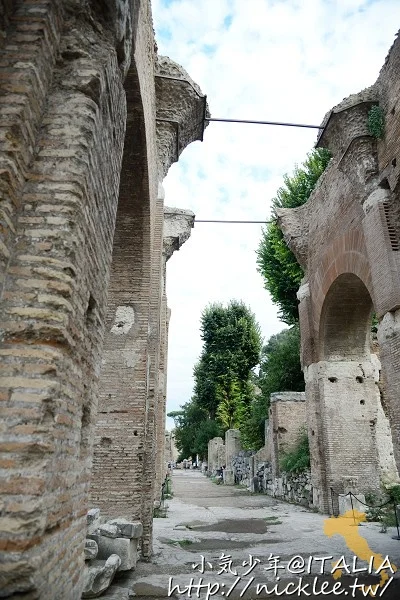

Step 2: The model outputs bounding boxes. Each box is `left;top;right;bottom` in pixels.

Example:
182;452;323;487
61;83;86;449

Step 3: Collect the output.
311;230;375;341
305;270;398;513
319;273;373;361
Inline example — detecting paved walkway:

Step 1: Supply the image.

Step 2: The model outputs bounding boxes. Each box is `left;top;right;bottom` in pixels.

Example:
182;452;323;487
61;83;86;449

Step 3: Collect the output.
105;470;400;599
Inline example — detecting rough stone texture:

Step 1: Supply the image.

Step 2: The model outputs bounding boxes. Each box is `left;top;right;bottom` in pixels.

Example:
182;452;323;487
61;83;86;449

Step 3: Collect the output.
85;539;99;561
268;392;306;479
82;555;121;599
165;430;179;465
264;465;313;507
163;206;195;260
0;0;206;595
278;33;400;512
223;429;241;485
207;437;225;475
155;56;210;178
89;535;139;572
108;519;143;539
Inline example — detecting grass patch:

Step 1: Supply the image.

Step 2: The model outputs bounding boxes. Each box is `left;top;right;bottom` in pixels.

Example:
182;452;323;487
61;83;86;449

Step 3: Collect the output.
153;507;168;518
264;516;283;525
166;539;194;547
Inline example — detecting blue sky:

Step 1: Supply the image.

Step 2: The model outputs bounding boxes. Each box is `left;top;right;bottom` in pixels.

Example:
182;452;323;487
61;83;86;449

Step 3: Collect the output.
151;0;400;429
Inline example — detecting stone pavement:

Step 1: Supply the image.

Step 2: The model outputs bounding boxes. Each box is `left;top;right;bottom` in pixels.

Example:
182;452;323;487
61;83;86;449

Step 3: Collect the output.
103;470;400;599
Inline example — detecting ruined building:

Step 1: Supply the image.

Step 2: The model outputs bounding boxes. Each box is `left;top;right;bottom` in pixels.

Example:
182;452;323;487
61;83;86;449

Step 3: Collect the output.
0;1;208;597
279;33;400;512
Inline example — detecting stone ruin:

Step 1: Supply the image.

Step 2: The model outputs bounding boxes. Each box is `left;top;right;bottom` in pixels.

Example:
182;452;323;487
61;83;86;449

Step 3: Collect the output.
2;2;400;597
83;509;143;598
278;33;400;511
267;392;307;479
0;1;209;597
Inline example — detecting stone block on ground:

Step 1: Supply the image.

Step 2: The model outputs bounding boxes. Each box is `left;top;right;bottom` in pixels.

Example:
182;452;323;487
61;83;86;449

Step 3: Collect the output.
98;523;120;538
90;534;139;571
224;469;235;485
82;555;121;598
108;518;143;539
87;508;101;534
338;494;366;515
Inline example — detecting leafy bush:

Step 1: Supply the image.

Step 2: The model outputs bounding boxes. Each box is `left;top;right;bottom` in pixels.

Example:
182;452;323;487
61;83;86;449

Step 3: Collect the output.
365;484;400;532
257;148;331;324
240;325;304;450
280;427;310;473
367;105;385;139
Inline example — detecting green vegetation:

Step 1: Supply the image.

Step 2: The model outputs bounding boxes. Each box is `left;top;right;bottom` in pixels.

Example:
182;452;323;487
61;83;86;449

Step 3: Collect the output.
367;105;385;139
166;539;194;547
240;325;304;450
169;300;262;460
257;148;331;324
170;148;331;459
280;427;310;473
366;484;400;532
163;475;173;499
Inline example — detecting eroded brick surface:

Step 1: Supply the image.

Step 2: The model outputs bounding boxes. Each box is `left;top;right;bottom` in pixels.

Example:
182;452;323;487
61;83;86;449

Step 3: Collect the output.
0;1;206;596
279;33;400;513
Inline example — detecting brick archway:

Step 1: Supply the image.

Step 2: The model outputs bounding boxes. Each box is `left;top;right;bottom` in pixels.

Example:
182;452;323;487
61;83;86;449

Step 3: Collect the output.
278;56;400;512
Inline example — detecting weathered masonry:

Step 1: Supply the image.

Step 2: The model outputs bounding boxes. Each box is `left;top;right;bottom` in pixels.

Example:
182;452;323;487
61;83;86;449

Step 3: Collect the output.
279;33;400;512
0;1;208;597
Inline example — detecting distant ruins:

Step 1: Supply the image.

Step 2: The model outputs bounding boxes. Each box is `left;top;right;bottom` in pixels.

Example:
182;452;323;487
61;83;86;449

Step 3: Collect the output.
0;1;208;597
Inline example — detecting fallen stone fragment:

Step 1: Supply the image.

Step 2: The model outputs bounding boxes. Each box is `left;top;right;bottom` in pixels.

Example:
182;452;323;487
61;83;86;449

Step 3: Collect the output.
90;534;139;571
82;555;121;598
98;523;119;538
108;518;143;539
85;539;98;561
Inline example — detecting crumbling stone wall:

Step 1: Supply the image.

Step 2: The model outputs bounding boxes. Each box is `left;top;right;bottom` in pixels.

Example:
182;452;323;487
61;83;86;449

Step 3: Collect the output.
278;33;400;512
0;1;208;596
207;437;225;475
264;464;312;507
267;392;306;478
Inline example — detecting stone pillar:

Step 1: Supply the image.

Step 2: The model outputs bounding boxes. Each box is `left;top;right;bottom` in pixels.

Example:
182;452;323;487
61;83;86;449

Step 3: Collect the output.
207;437;224;474
305;361;382;513
141;193;165;558
154;204;194;505
269;393;306;479
224;429;241;485
154;294;169;505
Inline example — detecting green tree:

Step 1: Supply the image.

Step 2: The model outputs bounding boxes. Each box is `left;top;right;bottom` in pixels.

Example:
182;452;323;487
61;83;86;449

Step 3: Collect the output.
240;325;304;450
193;419;222;459
168;401;208;460
257;147;331;324
194;300;262;422
216;377;245;429
168;401;222;461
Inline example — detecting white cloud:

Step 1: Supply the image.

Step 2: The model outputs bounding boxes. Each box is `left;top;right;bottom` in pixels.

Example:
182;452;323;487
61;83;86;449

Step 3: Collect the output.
152;0;400;428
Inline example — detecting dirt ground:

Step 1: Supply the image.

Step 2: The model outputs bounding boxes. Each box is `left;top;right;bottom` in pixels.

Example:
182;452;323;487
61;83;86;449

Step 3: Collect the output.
104;470;400;599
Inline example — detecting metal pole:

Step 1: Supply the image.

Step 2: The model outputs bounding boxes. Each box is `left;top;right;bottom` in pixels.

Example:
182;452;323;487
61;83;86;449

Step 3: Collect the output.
195;220;271;224
350;493;356;526
392;501;400;540
205;117;322;129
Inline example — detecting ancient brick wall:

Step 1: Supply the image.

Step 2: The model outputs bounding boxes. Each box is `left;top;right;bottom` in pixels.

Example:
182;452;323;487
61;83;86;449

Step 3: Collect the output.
279;33;400;513
0;0;207;595
268;392;306;478
0;2;132;596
